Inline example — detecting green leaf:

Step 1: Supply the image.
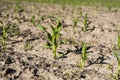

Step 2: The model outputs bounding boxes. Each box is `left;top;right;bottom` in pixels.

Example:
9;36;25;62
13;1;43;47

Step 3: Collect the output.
114;52;120;67
31;16;36;26
51;35;55;44
38;24;46;31
118;35;120;49
50;25;57;42
113;51;120;71
57;53;64;58
0;21;3;24
113;51;120;63
56;20;61;32
82;42;87;60
42;44;52;49
31;16;35;22
46;31;52;42
50;24;55;32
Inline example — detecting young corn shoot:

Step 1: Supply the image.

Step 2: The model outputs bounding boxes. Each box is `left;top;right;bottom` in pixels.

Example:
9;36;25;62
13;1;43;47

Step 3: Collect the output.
31;16;36;26
73;17;79;29
83;13;89;32
38;19;63;58
0;22;7;51
113;51;120;80
80;42;87;70
79;8;83;18
118;34;120;49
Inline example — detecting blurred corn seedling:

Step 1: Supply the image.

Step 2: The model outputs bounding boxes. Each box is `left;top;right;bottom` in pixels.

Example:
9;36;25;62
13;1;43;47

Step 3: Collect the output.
113;51;120;80
118;33;120;49
80;42;87;70
73;17;79;29
0;21;7;51
31;16;36;26
83;13;89;32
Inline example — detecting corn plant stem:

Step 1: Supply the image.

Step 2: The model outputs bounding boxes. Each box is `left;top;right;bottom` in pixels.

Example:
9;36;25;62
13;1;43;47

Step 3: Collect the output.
81;60;85;70
83;21;87;32
118;71;120;80
53;45;57;58
81;42;87;70
117;70;120;80
84;26;86;32
81;54;86;69
2;25;6;51
113;51;120;80
2;37;5;46
52;35;57;58
118;63;120;77
118;35;120;49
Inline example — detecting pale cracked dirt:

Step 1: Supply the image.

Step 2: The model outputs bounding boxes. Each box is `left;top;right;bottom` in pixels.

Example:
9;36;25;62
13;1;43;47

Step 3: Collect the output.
0;1;120;80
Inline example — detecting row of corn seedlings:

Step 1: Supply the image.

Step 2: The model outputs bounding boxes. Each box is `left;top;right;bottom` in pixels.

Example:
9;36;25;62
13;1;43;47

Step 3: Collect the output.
1;8;120;80
37;15;120;80
37;16;88;72
0;21;19;52
73;13;89;32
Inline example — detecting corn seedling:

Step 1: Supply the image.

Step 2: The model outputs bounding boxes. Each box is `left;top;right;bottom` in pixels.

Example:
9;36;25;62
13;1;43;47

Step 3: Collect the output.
15;16;20;22
0;22;7;51
73;17;79;29
15;3;24;12
5;13;10;18
79;7;83;17
108;6;112;11
80;11;83;18
38;18;63;58
95;5;99;10
15;3;21;11
113;51;120;80
31;16;36;26
0;11;2;16
80;42;87;70
118;34;120;49
83;13;89;32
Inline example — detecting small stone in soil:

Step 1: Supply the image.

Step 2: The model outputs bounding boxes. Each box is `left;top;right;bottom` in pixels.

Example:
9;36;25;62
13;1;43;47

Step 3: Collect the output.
4;68;16;76
5;56;15;64
33;68;38;76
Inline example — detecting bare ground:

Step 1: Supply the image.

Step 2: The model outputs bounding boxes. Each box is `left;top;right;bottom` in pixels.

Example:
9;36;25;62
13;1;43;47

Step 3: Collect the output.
0;1;120;80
